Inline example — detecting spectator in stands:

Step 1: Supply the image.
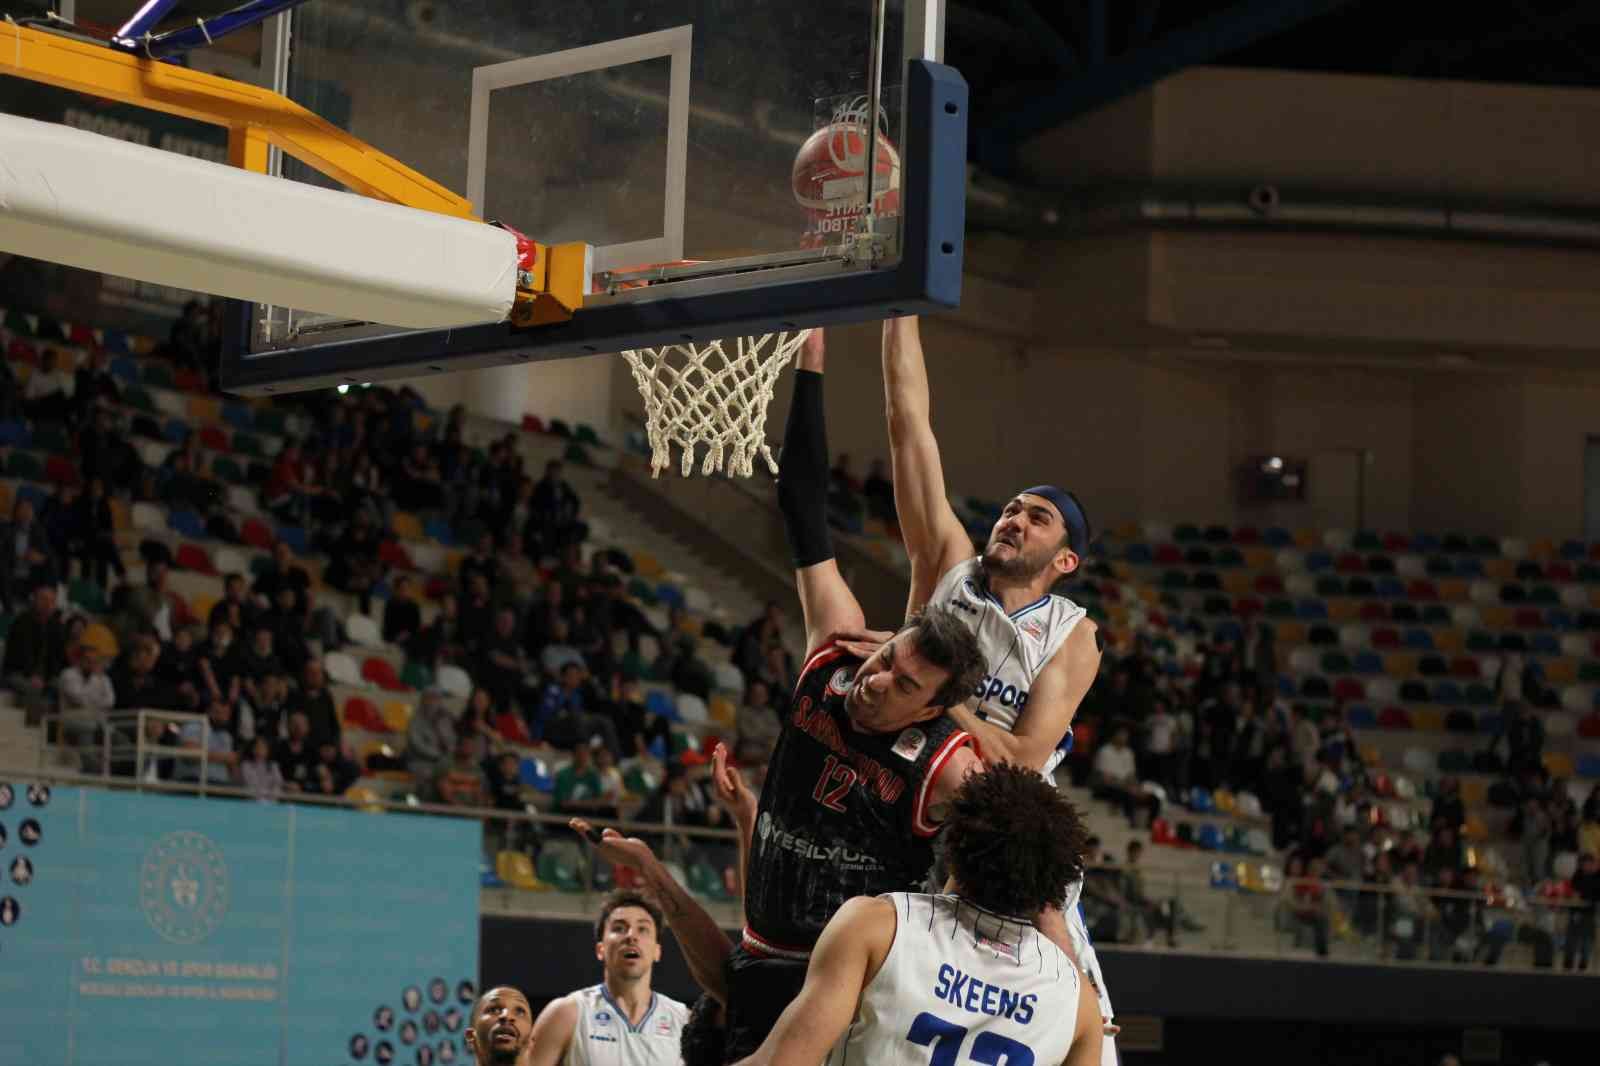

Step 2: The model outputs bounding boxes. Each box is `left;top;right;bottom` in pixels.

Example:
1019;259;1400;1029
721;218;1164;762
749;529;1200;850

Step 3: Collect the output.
1;500;57;611
459;572;495;655
406;690;458;800
116;633;187;712
241;735;284;802
1422;825;1464;881
539;617;586;677
751;642;794;710
407;591;464;672
248;673;290;744
535;662;621;755
1120;840;1176;946
735;602;786;678
1385;860;1435;961
176;699;240;786
77;402;140;491
306;740;360;797
478;606;534;711
1140;694;1179;792
264;585;311;675
1520;796;1552;887
436;734;487;807
1500;701;1545;775
1565;851;1599;971
458;686;503;752
24;346;74;422
530;459;584;556
197;621;241;709
611;675;670;759
1284;854;1330;957
553;741;620;818
1093;726;1159;827
861;458;895;522
66;477;124;589
290;659;340;750
72;348;120;417
1430;776;1466;831
160;447;218;515
457;532;501;599
1229;696;1267;795
109;560;168;647
1429;866;1474;963
324;509;382;614
58;645;116;769
273;710;316;791
254;540;312;617
382;574;422;647
1323;825;1366;913
263;442;313;525
136;714;181;783
734;679;781;765
395;441;446;514
236;625;282;701
4;583;68;723
1078;835;1126;943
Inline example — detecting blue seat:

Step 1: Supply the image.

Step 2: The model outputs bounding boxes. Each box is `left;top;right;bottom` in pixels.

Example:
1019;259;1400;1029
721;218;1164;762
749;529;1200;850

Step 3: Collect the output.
1345;705;1377;729
1125;543;1152;564
369;578;391;602
1531;633;1560;655
1354;652;1383;674
1403;628;1434;650
1188;787;1214;813
1277;676;1298;698
1412;533;1440;553
1376;577;1405;598
109;355;139;383
16;483;47;511
655;583;686;609
1455;558;1484;577
519;757;554;792
167;509;205;539
1478;712;1504;736
1195;824;1224;852
1578;754;1600;779
1304;551;1333;572
645;690;679;722
424;517;455;545
1546;609;1573;631
1209;861;1238;890
1432;681;1463;705
1263;527;1292;547
480;860;506;889
221;403;255;430
1212;620;1244;644
1560;540;1586;560
647;735;668;760
1296;599;1328;620
162;418;189;443
0;419;28;447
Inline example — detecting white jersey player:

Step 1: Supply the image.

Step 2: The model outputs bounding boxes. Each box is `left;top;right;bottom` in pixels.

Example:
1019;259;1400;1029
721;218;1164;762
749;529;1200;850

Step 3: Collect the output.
731;764;1102;1066
881;316;1118;1061
528;890;691;1066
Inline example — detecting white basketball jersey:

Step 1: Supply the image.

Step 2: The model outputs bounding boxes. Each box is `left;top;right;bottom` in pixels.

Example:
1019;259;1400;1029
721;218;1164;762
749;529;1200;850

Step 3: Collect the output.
928;559;1086;736
828;893;1079;1066
563;985;689;1066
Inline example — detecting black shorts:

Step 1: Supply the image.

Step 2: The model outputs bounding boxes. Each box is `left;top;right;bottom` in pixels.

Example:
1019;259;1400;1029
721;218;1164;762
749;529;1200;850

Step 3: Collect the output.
722;943;810;1062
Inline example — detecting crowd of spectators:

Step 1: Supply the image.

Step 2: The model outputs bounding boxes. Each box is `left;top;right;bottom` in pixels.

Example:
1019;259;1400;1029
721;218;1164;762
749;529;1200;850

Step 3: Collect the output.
1066;622;1600;968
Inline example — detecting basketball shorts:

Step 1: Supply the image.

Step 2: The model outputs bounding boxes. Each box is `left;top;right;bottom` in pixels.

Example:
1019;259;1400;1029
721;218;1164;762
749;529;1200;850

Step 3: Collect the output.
722;943;809;1062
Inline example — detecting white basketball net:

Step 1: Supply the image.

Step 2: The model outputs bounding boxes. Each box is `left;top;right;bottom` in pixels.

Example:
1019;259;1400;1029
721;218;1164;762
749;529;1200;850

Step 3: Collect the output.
622;331;811;478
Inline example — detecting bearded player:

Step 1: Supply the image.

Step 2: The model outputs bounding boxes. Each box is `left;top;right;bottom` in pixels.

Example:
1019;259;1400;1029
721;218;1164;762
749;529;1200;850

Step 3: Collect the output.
524;890;689;1066
882;315;1118;1059
721;328;987;1062
732;763;1102;1066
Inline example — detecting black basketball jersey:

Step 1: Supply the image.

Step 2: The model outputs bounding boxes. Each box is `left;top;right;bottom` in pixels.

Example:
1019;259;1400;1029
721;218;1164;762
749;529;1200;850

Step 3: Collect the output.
741;641;973;958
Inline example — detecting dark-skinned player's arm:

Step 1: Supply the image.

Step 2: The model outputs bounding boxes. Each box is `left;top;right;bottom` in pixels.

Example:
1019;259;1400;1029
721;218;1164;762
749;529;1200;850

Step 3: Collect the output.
728;895;896;1066
1062;958;1106;1066
779;328;867;656
524;993;578;1066
881;315;977;617
946;622;1102;771
569;818;735;1005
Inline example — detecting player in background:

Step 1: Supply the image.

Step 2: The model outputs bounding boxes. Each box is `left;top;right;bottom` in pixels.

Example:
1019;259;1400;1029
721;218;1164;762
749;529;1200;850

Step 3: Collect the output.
466;986;535;1065
732;762;1102;1066
881;315;1118;1057
524;890;690;1066
721;327;987;1061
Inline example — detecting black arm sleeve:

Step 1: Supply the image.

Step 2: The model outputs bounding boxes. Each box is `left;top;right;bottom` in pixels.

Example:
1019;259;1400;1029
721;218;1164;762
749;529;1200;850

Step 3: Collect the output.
776;369;834;568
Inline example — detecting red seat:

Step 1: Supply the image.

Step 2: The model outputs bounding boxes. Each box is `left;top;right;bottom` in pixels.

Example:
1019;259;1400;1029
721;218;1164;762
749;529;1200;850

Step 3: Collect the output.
521;414;546;433
1151;818;1176;846
1406;580;1438;600
1372;771;1395;796
1097;582;1121;603
1547;562;1574;582
174;542;217;575
1450;657;1481;679
1514;608;1543;630
1254;574;1285;595
1234;596;1263;618
1371;627;1400;649
1153;544;1182;565
378;540;415;570
241;517;275;550
45;454;80;487
1232;526;1260;545
342;696;388;732
1335;553;1366;574
1378;707;1412;730
1577;713;1600;739
1333;678;1366;702
175;368;206;393
1360;603;1389;622
68;324;97;346
362;657;409;692
1383;533;1412;551
8;339;38;364
198;426;230;452
425;576;452;600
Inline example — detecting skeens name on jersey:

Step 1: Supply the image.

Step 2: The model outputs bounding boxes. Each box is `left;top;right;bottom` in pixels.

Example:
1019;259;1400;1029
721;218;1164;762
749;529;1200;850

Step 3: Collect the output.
932;963;1037;1024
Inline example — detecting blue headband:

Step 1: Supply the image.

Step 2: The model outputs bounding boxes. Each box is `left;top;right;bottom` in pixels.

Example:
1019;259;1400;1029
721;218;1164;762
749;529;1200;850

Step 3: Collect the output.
1019;485;1089;556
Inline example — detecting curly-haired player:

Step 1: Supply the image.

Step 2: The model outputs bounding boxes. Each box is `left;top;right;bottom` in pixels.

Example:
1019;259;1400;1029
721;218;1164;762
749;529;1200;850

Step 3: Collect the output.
731;763;1101;1066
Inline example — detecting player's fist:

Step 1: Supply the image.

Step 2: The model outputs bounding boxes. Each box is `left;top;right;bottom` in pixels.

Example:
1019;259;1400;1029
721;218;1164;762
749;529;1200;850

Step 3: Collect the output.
569;818;656;871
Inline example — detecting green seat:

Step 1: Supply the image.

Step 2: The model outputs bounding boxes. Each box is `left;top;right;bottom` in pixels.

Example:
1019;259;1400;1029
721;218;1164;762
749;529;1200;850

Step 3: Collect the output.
69;578;107;614
6;451;42;480
669;729;692;755
1580;662;1600;683
231;432;263;458
1161;570;1189;589
0;613;13;640
1265;598;1295;618
141;362;174;388
575;423;602;446
212;457;244;484
623;766;657;795
1352;531;1382;551
536;846;585;892
563;443;592;466
1530;584;1559;605
1465;630;1495;652
1320;651;1352;674
1422;604;1451;625
30;422;70;453
1215;547;1244;567
1315;576;1344;597
687;862;732;902
628;577;658;605
1173;524;1200;542
253;407;288;435
123;385;156;413
400;660;434;691
1464;683;1494;705
249;556;274;578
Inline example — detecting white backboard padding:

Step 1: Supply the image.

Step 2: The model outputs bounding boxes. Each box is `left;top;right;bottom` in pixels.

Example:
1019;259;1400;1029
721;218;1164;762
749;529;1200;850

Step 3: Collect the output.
0;113;516;329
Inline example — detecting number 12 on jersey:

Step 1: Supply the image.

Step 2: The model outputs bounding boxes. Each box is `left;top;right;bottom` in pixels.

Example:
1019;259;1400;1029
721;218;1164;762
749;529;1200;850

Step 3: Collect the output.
812;754;857;812
907;1011;1034;1066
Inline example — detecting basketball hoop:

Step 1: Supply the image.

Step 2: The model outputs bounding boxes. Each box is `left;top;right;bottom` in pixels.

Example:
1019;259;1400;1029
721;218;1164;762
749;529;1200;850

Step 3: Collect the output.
621;330;810;479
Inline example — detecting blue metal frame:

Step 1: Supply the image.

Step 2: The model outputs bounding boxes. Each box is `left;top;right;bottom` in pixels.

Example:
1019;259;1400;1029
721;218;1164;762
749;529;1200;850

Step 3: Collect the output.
976;0;1357;172
111;0;309;57
219;59;969;396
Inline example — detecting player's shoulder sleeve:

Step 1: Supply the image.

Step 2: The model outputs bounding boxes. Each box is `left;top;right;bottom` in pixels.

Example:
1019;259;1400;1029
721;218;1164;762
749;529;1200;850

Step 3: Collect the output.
794;640;853;693
910;724;976;837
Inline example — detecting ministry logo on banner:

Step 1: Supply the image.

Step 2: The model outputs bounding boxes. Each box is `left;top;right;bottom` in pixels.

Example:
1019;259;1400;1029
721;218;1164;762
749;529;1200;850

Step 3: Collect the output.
139;830;230;944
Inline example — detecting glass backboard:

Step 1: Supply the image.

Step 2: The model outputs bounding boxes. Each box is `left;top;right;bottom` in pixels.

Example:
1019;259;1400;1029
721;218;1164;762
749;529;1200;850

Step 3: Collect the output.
223;0;966;394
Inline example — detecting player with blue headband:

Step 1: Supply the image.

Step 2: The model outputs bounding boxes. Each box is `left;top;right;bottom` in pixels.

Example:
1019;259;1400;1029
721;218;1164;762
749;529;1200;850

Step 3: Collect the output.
881;315;1120;1064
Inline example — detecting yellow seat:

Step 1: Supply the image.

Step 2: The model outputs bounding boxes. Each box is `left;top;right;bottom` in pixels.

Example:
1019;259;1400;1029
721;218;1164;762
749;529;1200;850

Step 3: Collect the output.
1109;560;1134;580
1481;558;1515;581
1544;658;1577;684
1383;652;1418;677
708;695;736;727
1221;572;1254;596
1433;629;1465;655
1237;862;1265;893
1275;621;1307;645
1409;707;1444;733
382;701;414;733
187;395;221;423
190;593;219;624
1242;547;1275;569
1360;743;1383;768
1436;579;1469;602
1112;522;1140;540
392;511;423;541
633;550;665;578
1458;777;1489;806
1326;599;1360;622
347;786;386;813
1293;529;1320;548
1480;605;1513;629
1463;814;1490;842
496;850;551;891
1591;587;1600;609
1528;538;1555;561
81;622;119;659
1212;789;1237;814
1544;752;1576;778
109;497;130;531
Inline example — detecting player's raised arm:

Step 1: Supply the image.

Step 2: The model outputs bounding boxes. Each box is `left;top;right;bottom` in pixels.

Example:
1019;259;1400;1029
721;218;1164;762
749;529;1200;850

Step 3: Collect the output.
729;895;894;1066
948;620;1101;772
881;315;977;614
779;329;867;655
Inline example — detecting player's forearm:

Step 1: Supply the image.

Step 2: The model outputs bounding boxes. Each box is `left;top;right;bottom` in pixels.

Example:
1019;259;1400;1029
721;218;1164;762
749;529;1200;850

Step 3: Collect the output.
947;702;1053;771
881;316;931;424
636;852;733;1002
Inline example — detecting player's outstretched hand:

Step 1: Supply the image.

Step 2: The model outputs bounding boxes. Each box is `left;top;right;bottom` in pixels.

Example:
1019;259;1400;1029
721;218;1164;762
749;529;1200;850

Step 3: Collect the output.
569;817;656;872
709;743;757;825
831;626;895;661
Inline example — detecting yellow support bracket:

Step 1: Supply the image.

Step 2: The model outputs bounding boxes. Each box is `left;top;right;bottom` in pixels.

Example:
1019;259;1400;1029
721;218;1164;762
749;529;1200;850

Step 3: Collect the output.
1;21;472;217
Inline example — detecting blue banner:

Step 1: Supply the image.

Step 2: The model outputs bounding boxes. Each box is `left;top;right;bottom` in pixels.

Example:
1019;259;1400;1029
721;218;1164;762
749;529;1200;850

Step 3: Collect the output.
0;784;480;1066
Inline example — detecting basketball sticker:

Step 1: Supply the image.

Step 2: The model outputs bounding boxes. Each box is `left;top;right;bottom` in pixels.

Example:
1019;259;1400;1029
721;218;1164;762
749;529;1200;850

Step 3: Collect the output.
891;728;927;761
794;93;902;251
826;668;853;696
